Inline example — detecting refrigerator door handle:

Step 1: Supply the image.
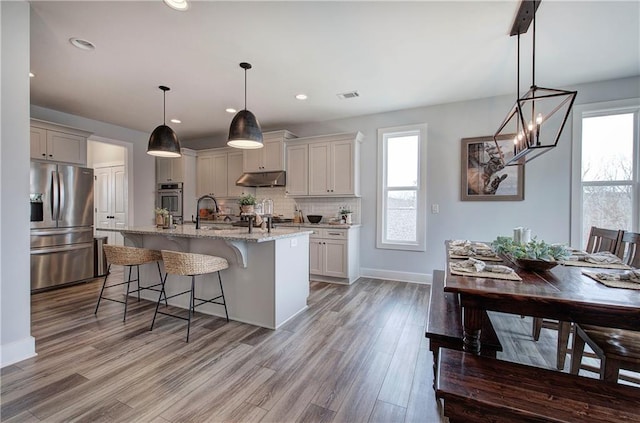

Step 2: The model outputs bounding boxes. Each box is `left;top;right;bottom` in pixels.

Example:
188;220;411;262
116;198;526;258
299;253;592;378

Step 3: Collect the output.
30;242;93;255
58;170;65;221
31;227;93;236
57;170;64;221
51;170;58;221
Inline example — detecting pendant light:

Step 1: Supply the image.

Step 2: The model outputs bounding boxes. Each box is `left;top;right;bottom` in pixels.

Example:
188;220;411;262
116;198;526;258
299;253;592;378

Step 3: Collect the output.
227;62;264;149
494;0;577;166
147;85;182;158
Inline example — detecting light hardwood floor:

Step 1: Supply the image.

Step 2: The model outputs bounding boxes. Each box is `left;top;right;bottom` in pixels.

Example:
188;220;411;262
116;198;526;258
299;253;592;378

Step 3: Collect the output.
2;270;441;423
2;270;625;422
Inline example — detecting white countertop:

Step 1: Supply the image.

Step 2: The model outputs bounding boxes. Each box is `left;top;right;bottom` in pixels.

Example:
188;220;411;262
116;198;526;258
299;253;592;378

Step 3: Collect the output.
96;225;312;243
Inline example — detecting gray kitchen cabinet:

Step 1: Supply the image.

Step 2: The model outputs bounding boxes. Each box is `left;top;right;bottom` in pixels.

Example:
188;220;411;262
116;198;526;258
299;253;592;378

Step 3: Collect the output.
243;130;297;173
227;151;246;198
156;156;184;183
285;131;363;197
197;152;228;198
307;226;360;284
30;119;91;165
196;148;255;199
285;143;308;196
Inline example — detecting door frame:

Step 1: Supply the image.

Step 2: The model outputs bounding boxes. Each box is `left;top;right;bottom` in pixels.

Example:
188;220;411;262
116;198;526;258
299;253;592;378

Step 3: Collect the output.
88;135;134;232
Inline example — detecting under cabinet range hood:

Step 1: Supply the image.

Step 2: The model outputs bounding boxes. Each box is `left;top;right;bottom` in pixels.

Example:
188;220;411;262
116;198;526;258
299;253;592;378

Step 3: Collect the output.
236;171;286;187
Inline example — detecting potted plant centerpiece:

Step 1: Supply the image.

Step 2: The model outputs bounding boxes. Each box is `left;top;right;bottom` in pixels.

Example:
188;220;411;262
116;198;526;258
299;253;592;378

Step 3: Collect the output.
339;206;353;224
492;236;570;272
238;194;257;214
154;207;169;227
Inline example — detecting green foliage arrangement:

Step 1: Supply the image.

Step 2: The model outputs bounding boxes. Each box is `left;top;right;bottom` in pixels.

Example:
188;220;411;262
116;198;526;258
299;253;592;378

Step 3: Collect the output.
154;207;169;216
238;194;257;206
492;236;570;262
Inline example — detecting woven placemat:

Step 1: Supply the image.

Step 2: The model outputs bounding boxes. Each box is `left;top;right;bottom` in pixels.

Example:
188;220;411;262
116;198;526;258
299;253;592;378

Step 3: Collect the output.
560;260;631;270
449;253;502;262
582;271;640;290
449;262;522;281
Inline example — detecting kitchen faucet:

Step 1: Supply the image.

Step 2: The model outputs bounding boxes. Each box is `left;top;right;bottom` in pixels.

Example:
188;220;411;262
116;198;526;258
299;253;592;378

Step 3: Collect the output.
195;195;219;229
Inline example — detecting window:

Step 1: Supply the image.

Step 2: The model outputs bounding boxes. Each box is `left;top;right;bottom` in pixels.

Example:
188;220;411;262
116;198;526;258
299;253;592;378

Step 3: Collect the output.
571;99;640;248
377;124;427;251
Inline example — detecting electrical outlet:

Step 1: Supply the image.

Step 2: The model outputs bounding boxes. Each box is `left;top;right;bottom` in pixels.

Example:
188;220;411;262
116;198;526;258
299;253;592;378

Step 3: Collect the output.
431;204;439;214
290;238;297;247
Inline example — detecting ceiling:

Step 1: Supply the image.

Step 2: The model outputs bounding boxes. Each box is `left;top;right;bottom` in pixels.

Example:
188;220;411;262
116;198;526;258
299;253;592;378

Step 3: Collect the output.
29;1;640;144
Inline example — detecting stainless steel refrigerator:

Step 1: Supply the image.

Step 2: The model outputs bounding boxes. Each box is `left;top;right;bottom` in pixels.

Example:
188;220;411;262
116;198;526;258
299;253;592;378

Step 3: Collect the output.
30;162;94;291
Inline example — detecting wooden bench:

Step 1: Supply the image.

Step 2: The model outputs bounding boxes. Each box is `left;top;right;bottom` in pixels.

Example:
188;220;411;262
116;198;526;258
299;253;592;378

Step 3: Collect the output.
425;270;502;372
436;348;640;423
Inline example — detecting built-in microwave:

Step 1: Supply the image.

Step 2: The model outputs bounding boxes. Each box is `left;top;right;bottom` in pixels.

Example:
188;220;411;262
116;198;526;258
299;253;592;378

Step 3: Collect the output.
157;183;183;223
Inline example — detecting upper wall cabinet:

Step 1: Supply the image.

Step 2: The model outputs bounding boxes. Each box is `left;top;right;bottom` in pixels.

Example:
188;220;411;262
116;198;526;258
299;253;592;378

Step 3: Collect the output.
30;119;92;165
243;130;297;173
197;151;228;198
285;144;308;196
197;148;255;199
286;132;363;197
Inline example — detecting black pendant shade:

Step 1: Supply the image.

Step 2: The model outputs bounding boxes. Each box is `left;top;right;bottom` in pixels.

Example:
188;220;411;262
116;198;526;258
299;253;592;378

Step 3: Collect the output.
228;109;263;149
228;62;264;149
147;85;182;158
148;124;182;157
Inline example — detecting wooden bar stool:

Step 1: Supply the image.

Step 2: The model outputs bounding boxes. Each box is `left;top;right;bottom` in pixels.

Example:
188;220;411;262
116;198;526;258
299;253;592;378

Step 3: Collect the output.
94;245;165;321
150;250;229;342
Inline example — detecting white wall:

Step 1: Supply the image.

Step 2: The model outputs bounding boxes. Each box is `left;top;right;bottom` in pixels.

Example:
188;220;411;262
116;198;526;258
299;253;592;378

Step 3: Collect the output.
87;140;125;167
1;1;35;367
31;105;156;227
284;76;640;281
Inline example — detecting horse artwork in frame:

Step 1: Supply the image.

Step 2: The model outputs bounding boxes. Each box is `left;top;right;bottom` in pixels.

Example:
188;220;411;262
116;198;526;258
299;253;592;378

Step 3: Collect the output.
461;134;524;201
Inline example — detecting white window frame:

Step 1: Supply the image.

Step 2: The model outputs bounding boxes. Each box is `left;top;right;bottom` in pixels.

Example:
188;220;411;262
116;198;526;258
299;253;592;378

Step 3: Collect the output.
570;98;640;248
376;123;427;251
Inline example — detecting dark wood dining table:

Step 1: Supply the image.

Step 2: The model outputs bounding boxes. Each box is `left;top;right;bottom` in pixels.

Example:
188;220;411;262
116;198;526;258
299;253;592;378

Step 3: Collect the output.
443;241;640;355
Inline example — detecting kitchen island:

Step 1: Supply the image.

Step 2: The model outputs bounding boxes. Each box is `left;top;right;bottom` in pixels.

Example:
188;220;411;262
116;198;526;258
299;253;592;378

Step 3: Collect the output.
97;225;312;329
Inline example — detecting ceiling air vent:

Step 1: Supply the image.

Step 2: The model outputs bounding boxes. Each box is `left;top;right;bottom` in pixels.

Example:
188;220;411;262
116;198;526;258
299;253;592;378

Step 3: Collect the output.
337;91;360;100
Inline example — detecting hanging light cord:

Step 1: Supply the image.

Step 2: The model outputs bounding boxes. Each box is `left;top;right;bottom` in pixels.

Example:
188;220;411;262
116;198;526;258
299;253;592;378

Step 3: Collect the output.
532;8;536;88
517;33;520;96
244;67;248;111
163;89;166;125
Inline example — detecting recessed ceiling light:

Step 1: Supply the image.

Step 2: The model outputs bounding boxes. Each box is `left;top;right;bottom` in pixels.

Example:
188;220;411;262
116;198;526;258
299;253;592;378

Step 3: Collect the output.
170;119;181;124
163;0;189;11
29;72;35;78
69;37;95;51
295;94;308;100
226;108;237;114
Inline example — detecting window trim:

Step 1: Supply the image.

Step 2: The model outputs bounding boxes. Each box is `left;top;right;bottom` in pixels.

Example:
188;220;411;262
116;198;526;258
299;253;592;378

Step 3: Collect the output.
570;98;640;248
376;123;427;251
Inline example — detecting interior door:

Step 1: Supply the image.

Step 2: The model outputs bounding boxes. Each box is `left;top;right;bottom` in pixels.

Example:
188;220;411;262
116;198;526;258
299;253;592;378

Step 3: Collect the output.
95;167;112;231
95;165;126;245
112;166;127;244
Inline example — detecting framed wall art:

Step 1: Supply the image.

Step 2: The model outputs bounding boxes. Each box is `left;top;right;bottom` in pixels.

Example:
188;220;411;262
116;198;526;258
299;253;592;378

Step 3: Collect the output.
461;134;524;201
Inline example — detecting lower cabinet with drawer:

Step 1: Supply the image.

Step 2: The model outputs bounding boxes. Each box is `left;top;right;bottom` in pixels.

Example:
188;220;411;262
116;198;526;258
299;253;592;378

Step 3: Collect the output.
307;226;360;284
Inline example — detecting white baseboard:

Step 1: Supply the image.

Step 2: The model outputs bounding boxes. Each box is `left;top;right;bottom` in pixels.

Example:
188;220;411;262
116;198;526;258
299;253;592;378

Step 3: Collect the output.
1;336;36;368
360;268;431;285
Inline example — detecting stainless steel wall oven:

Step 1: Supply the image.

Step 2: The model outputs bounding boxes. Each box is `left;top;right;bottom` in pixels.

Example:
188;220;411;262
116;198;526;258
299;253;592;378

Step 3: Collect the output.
157;182;183;223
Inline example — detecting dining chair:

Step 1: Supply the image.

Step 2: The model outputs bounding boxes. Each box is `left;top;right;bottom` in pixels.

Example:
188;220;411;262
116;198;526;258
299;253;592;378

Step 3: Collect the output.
532;226;623;370
615;231;640;268
570;324;640;384
585;226;623;256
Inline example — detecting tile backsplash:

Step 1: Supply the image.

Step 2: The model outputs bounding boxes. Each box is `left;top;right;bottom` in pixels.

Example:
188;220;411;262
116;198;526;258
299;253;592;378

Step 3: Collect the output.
216;187;361;224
